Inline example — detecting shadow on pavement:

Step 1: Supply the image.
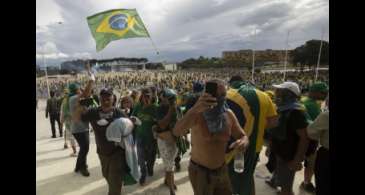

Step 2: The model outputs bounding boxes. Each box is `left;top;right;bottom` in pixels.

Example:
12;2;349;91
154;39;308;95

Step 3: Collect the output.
37;166;103;195
36;148;66;156
36;155;72;167
124;175;190;195
175;175;190;186
37;137;64;143
83;159;192;195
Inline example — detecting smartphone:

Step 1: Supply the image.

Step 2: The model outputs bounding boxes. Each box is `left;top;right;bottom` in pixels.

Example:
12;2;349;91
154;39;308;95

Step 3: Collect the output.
79;98;94;106
205;82;217;98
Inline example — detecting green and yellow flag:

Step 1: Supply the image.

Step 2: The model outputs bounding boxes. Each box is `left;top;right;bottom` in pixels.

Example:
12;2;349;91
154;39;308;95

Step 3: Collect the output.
87;9;150;52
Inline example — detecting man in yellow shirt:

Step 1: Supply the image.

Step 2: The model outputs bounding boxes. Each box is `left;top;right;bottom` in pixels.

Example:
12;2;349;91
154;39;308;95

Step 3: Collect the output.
225;75;278;195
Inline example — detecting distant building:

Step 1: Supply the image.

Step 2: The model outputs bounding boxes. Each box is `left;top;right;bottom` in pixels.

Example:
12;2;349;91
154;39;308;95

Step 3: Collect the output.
163;64;177;71
222;49;293;66
60;58;148;72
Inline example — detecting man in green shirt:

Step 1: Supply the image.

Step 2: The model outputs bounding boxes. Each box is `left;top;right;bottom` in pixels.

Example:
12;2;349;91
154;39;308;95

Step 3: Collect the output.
300;82;328;193
131;88;158;185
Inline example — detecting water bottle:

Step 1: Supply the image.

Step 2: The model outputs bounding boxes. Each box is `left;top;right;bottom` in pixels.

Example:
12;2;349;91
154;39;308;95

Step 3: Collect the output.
234;150;245;173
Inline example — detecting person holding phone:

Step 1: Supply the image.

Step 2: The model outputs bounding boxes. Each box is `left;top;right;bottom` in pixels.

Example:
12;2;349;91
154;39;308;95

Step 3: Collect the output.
68;61;95;177
173;79;249;195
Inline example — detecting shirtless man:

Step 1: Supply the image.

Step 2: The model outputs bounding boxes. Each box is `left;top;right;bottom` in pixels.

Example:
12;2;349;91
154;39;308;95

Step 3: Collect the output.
173;79;249;195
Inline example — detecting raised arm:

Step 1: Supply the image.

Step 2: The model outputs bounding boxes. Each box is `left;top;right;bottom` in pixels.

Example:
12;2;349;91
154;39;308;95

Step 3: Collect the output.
157;105;176;130
80;61;95;98
173;93;217;137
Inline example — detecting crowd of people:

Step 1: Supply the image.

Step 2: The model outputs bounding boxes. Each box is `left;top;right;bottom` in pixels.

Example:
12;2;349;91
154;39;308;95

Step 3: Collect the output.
36;68;328;99
39;66;329;195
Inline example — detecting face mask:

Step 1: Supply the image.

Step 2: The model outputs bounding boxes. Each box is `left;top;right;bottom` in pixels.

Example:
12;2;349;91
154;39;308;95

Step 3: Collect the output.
203;95;227;134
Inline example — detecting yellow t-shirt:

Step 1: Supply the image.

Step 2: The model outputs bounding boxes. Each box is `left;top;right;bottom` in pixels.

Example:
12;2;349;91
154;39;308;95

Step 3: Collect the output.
227;88;278;153
255;89;277;152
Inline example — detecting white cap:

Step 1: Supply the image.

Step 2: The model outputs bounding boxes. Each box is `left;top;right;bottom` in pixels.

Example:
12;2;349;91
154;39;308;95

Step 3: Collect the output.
272;81;301;96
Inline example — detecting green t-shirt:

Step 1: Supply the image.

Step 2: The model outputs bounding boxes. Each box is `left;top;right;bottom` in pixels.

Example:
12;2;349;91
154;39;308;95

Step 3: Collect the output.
301;96;321;120
132;103;158;143
155;105;179;131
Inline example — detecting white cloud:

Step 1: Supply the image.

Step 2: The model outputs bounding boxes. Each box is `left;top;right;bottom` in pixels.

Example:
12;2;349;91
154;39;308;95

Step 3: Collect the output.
36;52;68;60
36;0;63;26
36;0;329;66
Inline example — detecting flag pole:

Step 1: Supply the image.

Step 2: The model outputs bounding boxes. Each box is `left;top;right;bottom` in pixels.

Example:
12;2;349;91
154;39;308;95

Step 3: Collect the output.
251;28;256;83
137;11;160;56
315;28;324;81
43;50;50;98
148;37;160;56
283;30;290;81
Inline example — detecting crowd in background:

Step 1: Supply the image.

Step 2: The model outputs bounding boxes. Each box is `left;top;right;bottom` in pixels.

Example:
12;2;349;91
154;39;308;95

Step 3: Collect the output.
40;67;329;195
36;69;328;99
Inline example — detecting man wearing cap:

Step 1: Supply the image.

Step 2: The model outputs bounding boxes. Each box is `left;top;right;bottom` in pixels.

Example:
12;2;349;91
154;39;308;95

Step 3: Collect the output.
225;75;278;195
68;64;95;177
299;82;328;192
307;95;329;195
266;81;310;195
80;88;128;195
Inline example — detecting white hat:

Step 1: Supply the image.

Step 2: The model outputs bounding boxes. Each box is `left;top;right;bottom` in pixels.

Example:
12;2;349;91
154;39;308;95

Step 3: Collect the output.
272;81;301;96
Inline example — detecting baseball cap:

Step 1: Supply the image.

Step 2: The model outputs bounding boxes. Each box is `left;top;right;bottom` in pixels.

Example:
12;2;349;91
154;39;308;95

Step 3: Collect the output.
68;83;80;95
309;82;328;93
99;88;113;96
272;81;301;97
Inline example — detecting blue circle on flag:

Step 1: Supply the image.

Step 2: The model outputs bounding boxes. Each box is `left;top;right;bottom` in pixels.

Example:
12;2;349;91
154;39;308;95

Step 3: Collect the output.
109;14;128;30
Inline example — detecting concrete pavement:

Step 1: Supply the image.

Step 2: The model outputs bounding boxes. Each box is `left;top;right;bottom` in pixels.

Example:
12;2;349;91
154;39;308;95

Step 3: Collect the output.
36;100;313;195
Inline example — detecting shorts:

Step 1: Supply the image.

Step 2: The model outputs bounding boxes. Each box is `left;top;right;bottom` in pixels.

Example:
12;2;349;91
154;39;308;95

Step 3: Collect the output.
271;156;296;190
64;122;76;146
157;138;178;172
188;160;232;195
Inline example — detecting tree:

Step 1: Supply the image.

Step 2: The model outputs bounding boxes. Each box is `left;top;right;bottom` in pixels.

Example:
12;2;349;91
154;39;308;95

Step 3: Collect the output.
292;39;329;68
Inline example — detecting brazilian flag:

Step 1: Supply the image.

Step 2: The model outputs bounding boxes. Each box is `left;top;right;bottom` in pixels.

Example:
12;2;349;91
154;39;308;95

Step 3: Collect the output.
87;9;150;51
225;82;262;195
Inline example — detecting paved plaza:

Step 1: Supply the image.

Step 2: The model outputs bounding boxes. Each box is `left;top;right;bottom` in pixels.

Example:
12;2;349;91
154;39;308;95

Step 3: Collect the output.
36;100;313;195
